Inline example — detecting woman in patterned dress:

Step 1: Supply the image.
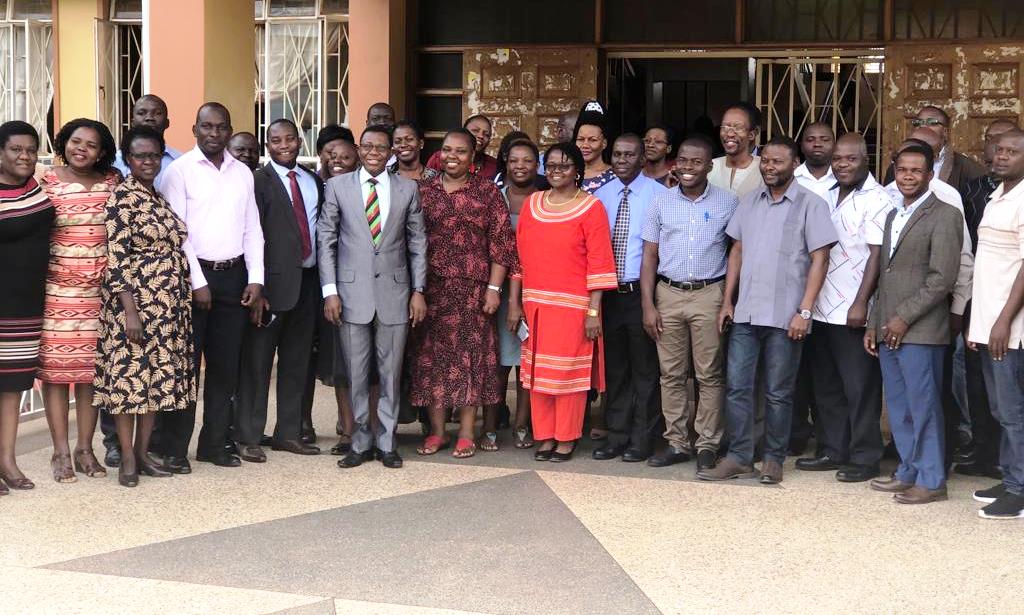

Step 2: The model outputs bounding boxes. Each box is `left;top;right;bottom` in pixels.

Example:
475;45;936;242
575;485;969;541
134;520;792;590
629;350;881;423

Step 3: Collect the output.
0;122;54;495
409;129;518;458
37;118;120;483
510;142;617;462
574;101;616;194
94;127;193;488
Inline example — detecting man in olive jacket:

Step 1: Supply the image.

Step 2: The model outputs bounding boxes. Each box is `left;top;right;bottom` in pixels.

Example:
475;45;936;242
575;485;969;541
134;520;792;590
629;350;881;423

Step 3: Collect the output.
865;144;963;505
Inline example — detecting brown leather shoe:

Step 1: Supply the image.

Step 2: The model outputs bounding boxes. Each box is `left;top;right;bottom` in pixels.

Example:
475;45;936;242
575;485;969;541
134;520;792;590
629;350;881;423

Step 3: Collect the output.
869;476;914;493
759;460;783;484
895;485;948;505
696;456;759;481
238;444;267;463
271;439;320;455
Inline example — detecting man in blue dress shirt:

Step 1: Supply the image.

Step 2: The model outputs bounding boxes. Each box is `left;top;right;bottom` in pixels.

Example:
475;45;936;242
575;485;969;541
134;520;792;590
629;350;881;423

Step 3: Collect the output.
111;94;182;191
593;134;666;462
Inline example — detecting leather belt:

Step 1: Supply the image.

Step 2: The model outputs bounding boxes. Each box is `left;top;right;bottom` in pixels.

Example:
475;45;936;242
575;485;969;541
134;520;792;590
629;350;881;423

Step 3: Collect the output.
616;281;639;294
657;274;725;290
198;255;244;271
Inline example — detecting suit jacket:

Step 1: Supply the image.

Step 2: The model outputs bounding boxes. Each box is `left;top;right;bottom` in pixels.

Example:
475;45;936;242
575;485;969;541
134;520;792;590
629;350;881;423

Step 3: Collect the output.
316;171;428;326
253;162;324;312
868;193;963;346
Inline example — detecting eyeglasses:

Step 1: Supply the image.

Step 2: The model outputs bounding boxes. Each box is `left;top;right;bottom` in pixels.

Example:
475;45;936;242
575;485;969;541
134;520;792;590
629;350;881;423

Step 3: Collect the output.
546;163;575;173
911;118;945;127
128;152;163;162
359;144;392;154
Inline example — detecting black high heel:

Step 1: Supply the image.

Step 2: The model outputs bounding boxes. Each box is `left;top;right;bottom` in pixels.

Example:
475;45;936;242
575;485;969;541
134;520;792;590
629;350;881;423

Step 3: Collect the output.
118;464;139;488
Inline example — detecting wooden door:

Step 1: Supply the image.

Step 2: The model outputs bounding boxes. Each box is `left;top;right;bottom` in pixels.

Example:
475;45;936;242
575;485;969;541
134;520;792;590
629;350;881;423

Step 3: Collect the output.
883;44;1023;165
462;47;598;156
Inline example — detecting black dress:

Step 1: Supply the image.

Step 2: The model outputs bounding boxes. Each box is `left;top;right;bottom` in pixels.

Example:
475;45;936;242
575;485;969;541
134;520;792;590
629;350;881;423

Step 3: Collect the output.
0;178;54;392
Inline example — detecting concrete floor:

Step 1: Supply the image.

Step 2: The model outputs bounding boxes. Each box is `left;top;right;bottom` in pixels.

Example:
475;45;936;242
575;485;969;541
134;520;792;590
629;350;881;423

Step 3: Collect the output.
3;382;1023;615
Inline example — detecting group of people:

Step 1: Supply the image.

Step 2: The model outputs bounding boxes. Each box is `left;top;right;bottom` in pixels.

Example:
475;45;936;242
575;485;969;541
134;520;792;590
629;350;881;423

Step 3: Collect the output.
0;94;1022;521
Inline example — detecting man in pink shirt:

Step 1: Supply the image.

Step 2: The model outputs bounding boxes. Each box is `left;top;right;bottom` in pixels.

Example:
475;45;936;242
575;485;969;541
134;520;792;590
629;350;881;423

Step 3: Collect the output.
151;102;264;472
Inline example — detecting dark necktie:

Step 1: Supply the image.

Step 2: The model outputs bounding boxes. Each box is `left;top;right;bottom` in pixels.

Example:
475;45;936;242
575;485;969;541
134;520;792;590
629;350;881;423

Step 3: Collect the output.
287;170;312;259
612;186;631;282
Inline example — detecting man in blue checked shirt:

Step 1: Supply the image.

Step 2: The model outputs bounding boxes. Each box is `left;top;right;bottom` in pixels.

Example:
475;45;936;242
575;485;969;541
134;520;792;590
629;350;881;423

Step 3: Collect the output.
640;136;738;472
592;134;668;463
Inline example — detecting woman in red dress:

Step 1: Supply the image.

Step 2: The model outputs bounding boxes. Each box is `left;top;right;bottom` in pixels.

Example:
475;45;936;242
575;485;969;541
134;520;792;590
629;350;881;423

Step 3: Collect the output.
37;118;120;483
410;129;518;458
510;142;617;462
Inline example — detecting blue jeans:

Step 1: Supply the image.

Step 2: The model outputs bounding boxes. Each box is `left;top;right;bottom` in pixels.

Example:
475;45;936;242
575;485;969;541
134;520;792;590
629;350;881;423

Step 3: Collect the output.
724;322;803;466
879;344;946;490
979;347;1024;496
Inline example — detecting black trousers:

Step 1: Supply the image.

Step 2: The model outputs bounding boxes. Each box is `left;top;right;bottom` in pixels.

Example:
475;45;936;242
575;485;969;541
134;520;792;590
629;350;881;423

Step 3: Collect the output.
601;289;661;453
235;267;318;445
807;322;884;466
789;347;821;453
965;342;1001;468
151;264;248;459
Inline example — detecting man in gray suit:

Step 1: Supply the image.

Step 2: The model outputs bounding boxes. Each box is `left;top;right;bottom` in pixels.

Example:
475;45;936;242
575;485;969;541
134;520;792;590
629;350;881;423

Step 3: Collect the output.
317;125;428;469
865;143;963;505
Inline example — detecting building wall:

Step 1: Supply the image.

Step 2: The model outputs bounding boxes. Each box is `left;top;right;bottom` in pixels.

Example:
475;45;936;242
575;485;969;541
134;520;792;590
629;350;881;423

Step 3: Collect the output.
55;0;104;125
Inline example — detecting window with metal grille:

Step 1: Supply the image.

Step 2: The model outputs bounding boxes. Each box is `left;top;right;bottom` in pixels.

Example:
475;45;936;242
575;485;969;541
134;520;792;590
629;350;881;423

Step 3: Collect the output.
0;0;53;157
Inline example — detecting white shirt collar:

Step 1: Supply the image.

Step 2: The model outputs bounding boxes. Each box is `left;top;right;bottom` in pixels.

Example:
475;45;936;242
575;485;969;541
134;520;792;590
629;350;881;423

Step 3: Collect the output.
795;162;835;183
359;166;390;186
898;189;932;215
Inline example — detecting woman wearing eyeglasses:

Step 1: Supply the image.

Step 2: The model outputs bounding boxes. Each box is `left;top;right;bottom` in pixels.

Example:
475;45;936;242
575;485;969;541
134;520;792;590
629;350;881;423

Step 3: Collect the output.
93;126;194;487
510;142;617;462
409;129;518;459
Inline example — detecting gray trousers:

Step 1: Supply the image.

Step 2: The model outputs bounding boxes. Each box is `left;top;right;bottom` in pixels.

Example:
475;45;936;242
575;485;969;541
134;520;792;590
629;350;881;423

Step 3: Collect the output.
340;317;408;453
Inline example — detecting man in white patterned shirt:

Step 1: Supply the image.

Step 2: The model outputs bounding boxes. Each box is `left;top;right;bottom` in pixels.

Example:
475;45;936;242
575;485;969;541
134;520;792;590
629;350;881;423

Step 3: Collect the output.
797;133;892;482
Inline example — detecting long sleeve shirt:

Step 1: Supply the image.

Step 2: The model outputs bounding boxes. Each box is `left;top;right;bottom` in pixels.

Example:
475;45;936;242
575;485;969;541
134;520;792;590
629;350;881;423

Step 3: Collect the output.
160;146;264;290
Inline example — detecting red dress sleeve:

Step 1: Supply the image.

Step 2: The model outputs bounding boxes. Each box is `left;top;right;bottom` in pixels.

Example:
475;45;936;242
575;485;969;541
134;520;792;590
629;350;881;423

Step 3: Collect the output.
483;182;519;271
583;199;617;290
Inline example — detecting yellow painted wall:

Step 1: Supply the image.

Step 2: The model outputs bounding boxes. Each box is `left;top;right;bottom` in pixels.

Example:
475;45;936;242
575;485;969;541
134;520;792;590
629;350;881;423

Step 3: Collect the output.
55;0;103;125
203;0;255;135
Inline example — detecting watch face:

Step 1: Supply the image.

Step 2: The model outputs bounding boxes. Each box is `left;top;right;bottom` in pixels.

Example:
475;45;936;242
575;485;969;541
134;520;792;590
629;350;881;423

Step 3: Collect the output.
800;309;812;319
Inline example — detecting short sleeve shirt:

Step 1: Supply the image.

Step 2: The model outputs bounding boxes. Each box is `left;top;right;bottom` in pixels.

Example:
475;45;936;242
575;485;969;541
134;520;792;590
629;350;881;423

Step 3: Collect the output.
812;173;894;324
641;182;738;281
968;179;1024;348
725;181;838;330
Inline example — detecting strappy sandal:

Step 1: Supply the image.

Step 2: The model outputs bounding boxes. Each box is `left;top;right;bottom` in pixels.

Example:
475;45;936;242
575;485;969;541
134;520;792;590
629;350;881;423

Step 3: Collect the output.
51;452;77;483
416;434;450;456
73;448;107;478
0;471;35;490
477;432;499;452
514;427;534;449
452;437;476;459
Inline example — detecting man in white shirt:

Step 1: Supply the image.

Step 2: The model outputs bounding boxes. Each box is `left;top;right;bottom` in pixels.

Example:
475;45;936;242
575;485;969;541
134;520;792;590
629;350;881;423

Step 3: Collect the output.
798;133;892;482
966;129;1024;520
708;102;763;198
794;122;836;200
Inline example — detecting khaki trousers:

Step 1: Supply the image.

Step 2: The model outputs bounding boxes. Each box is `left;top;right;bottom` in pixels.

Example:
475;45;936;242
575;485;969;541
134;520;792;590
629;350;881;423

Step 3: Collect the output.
655;279;725;452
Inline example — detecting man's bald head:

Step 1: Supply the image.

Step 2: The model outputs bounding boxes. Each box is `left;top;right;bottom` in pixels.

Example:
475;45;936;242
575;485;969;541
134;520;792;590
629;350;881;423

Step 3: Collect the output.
984;119;1020;165
832;132;869;187
908;127;942;155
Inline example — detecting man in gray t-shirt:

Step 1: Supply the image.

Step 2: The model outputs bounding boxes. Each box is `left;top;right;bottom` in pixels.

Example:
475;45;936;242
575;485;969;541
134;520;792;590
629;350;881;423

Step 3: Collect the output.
696;137;837;485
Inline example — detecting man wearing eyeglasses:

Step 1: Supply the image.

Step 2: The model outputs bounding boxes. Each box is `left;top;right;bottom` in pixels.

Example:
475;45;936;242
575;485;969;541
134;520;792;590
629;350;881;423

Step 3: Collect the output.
318;125;428;470
884;105;985;197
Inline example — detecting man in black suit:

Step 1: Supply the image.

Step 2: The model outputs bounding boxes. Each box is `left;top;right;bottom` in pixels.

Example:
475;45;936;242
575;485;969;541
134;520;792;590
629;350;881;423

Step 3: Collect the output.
235;118;323;461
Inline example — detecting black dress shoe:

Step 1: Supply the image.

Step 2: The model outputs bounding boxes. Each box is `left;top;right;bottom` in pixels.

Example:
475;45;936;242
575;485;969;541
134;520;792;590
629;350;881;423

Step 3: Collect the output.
696;449;717;471
138;454;172;477
196;451;241;467
271;439;320;455
338;449;373;468
163;456;192;474
259;435;273;447
953;462;1003;480
794;455;842;471
621;448;648;463
835;464;880;483
238;444;267;463
550;442;577;463
647;447;692;468
380;451;403;469
223;441;239;456
592;445;624;460
104;447;122;469
329;440;352;456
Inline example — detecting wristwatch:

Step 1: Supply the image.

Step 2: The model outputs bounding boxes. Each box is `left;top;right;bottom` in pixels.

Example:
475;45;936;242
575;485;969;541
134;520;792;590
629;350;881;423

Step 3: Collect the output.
487;284;502;294
798;309;812;320
413;286;425;294
587;308;600;317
